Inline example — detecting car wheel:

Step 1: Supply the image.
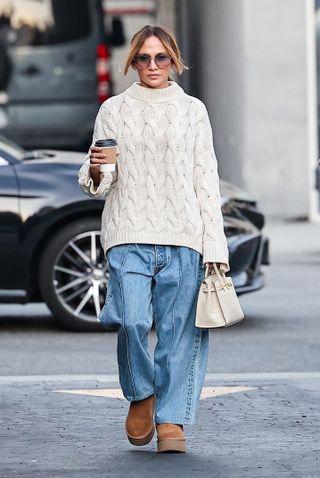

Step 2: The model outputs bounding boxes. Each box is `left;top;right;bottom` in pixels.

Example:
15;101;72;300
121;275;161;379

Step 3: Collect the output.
39;219;111;331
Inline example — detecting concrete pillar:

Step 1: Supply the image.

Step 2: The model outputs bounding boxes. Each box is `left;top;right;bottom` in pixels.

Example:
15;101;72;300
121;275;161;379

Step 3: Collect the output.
196;0;318;220
155;0;176;32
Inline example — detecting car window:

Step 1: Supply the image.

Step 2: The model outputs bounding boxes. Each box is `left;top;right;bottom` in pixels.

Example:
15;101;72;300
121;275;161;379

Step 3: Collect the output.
0;0;90;48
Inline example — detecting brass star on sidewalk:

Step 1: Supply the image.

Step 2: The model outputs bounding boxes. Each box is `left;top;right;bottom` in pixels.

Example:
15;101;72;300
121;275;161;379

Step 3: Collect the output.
54;386;256;400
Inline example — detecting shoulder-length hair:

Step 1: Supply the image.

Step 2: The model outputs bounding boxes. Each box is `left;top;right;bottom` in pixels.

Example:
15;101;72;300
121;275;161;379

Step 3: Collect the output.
123;24;189;81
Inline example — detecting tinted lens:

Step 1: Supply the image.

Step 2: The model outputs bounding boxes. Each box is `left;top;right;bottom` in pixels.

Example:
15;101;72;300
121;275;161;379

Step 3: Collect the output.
155;54;171;68
134;54;150;69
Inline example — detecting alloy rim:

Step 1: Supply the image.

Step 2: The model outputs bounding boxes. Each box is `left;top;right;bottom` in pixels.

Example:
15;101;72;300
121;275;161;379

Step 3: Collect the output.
52;231;108;323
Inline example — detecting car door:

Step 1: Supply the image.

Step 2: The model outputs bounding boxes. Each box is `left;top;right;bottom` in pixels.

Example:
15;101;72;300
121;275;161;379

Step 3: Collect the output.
0;154;21;294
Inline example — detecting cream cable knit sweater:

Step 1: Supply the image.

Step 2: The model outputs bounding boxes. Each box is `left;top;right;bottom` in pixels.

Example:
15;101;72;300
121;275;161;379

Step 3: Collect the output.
78;80;229;270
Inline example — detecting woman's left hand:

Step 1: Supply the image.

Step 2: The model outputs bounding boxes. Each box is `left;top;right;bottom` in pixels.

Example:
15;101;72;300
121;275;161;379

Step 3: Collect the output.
204;262;227;273
204;262;220;271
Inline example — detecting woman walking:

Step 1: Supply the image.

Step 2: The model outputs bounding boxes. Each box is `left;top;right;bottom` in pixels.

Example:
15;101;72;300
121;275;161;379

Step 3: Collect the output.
78;24;229;453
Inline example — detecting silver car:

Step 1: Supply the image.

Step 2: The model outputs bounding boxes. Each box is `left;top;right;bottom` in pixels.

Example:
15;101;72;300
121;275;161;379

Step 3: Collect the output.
0;0;124;150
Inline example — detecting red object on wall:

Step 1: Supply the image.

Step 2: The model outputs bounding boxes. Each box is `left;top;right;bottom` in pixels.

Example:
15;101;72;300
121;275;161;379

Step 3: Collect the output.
96;44;111;103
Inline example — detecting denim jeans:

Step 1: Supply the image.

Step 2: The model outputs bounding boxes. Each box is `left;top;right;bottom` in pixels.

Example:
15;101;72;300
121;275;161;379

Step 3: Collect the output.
98;243;209;425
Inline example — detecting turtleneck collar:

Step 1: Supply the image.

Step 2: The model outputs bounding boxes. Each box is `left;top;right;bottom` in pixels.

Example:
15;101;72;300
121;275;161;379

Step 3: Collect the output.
125;80;185;103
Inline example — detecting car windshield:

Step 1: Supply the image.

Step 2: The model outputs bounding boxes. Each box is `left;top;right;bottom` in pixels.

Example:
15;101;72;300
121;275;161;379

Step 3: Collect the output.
0;134;26;160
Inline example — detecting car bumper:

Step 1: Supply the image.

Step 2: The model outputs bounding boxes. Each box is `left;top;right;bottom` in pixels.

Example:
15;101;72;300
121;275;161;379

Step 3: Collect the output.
228;232;269;295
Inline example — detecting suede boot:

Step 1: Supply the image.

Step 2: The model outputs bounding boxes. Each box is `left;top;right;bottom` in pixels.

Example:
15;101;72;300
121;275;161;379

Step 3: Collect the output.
156;423;186;453
125;394;155;446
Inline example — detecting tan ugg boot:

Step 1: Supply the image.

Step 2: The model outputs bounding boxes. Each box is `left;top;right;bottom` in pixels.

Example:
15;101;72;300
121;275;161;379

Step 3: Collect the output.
125;394;155;446
156;423;186;453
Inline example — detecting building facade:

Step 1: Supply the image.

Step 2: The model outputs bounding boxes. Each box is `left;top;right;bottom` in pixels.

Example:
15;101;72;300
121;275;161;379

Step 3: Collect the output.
177;0;320;221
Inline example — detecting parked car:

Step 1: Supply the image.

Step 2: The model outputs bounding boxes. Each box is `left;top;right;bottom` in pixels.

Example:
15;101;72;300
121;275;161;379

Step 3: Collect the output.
0;135;269;331
0;0;124;150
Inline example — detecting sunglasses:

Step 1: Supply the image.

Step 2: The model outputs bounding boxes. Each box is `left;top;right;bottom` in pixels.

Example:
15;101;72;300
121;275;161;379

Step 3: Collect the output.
133;53;172;70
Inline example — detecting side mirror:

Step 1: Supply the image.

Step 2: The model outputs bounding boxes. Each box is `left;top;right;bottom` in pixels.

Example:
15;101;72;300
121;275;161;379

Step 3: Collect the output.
108;17;125;47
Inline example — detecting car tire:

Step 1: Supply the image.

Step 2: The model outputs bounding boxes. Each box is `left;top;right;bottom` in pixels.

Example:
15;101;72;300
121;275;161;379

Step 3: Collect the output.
39;218;112;331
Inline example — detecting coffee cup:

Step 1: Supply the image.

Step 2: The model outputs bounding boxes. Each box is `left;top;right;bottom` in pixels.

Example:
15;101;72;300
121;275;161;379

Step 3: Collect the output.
95;139;119;173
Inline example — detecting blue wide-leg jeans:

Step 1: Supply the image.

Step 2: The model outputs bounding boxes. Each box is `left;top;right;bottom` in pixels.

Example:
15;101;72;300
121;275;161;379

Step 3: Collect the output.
98;243;209;425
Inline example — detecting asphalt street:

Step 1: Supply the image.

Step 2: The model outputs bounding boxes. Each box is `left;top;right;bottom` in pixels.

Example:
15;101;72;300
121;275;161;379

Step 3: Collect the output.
0;220;319;477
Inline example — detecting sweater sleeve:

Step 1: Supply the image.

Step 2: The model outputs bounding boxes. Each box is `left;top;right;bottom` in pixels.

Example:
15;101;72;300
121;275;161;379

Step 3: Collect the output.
193;102;230;272
78;103;118;198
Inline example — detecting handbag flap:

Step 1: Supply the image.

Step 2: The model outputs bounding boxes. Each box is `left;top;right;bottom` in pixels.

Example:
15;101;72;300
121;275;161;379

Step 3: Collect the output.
214;276;244;323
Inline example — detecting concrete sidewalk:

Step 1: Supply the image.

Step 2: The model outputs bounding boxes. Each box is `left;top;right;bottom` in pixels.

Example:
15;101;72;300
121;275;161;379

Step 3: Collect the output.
1;372;319;478
1;220;320;477
263;219;320;257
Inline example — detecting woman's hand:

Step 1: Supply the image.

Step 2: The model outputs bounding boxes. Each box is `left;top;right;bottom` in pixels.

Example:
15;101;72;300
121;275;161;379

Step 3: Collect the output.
204;262;227;273
89;146;109;187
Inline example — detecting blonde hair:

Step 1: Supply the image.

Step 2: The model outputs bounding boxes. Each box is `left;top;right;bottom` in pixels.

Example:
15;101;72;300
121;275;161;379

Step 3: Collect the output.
123;24;189;81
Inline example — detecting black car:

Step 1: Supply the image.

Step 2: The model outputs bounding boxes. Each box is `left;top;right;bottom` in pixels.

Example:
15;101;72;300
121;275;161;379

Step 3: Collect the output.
0;135;269;331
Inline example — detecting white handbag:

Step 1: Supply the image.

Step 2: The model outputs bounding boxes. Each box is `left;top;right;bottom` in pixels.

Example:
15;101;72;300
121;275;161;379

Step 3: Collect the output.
195;263;244;328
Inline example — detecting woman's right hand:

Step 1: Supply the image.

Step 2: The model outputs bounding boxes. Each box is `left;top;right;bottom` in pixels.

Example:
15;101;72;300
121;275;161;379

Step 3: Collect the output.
89;145;108;187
